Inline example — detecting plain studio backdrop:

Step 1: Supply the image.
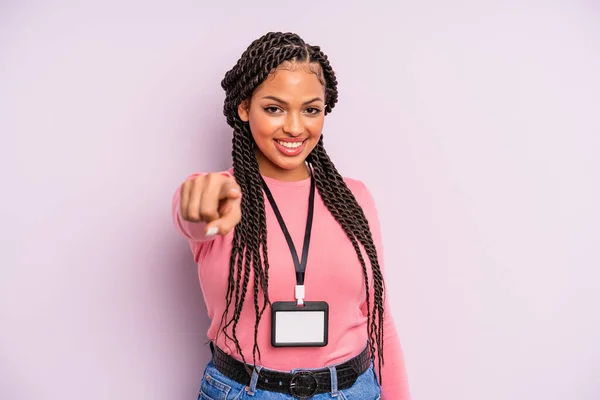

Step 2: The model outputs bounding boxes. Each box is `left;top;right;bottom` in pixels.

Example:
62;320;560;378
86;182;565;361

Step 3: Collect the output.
1;1;599;399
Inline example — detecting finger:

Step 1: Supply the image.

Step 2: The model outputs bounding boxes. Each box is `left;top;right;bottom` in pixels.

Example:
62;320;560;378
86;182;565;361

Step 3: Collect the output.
180;180;191;221
206;197;241;236
198;174;223;222
186;177;204;222
218;178;241;201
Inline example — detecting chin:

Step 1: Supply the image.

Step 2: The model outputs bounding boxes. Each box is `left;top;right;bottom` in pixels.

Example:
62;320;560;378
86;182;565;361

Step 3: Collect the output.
268;147;307;166
273;158;307;171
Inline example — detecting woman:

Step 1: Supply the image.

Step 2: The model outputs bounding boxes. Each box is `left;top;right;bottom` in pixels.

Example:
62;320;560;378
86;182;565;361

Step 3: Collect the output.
172;32;410;399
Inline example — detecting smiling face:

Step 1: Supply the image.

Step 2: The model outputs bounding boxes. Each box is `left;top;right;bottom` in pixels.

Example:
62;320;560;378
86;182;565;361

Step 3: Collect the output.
237;62;326;181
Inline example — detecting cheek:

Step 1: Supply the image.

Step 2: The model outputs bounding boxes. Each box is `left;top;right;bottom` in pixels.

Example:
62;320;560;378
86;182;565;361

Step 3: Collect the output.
249;112;277;139
306;117;325;137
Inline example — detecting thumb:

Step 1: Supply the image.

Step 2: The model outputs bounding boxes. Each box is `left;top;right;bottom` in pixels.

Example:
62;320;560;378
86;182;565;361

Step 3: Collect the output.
206;196;242;236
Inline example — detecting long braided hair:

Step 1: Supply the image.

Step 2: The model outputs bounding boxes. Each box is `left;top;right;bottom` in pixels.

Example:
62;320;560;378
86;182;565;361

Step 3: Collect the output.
218;32;386;379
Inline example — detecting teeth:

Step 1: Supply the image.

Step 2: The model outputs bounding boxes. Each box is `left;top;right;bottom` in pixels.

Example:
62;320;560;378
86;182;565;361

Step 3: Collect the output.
277;140;303;149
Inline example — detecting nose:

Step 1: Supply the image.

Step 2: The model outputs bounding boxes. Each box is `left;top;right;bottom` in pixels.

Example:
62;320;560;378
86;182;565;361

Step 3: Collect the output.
282;112;304;137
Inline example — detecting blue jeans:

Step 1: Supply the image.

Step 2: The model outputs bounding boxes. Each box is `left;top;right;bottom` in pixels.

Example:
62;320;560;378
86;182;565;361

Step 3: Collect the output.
198;360;381;400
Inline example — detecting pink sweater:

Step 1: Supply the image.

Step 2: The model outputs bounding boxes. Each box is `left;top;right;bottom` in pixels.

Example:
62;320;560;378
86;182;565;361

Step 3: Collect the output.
172;170;410;399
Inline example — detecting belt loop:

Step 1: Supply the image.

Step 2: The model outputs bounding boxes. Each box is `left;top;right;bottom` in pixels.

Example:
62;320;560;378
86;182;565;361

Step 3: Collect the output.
328;366;339;397
247;365;262;396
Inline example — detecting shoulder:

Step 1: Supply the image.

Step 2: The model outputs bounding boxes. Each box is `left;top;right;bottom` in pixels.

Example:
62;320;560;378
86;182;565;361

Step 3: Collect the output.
342;176;377;212
341;176;383;240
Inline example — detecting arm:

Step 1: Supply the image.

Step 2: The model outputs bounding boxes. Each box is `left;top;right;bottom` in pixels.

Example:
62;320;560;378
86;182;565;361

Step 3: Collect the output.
356;180;411;400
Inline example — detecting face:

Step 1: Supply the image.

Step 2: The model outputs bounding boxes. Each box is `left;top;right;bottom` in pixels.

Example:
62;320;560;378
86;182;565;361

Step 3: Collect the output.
238;63;326;181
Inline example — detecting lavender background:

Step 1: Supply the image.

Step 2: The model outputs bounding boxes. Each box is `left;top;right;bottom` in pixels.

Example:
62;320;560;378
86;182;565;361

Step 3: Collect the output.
2;1;599;399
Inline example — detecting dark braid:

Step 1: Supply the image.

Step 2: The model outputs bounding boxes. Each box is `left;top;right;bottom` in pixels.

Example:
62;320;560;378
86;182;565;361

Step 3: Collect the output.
308;138;386;377
219;32;387;381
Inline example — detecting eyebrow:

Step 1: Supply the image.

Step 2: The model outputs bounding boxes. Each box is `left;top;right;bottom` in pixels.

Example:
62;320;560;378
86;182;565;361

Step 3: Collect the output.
262;95;324;106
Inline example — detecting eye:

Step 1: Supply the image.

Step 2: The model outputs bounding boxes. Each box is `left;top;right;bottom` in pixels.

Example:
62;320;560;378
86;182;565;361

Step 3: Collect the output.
305;107;322;115
263;106;282;114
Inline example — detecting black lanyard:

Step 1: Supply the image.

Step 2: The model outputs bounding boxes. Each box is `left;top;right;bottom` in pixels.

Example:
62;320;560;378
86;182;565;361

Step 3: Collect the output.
260;172;316;286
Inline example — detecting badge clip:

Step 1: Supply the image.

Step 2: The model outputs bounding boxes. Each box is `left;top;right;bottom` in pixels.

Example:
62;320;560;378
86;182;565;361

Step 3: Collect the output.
295;285;305;306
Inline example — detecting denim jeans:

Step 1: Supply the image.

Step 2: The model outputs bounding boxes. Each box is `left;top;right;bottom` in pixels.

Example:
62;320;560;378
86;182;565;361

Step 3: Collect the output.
197;359;381;400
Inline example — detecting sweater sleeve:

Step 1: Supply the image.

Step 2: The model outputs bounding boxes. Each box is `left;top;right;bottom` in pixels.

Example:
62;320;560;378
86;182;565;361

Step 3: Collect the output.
355;180;412;400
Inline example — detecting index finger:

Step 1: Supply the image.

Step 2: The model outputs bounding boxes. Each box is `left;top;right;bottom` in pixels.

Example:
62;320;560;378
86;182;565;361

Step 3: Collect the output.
218;178;241;200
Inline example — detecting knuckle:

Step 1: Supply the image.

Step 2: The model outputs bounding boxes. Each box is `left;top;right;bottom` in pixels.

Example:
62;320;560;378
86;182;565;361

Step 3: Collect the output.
186;207;200;221
181;181;191;195
207;173;225;190
186;202;200;218
205;172;222;184
220;174;234;184
199;206;218;221
192;174;205;187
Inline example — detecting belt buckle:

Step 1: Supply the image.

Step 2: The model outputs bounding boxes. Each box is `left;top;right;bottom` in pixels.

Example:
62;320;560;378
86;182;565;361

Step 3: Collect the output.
289;370;318;399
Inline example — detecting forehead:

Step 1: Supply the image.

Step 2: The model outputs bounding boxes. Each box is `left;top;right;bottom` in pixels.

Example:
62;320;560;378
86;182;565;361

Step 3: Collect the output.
253;64;325;100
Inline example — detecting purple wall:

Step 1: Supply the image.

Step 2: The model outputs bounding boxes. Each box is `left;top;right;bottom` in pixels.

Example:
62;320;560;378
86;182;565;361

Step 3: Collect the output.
2;1;599;399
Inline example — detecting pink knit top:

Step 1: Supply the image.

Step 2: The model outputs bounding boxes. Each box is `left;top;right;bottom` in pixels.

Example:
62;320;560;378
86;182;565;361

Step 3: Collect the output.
172;170;410;399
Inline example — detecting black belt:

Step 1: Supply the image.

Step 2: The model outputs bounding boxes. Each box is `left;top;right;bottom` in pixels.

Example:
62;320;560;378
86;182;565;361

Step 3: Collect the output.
210;343;371;399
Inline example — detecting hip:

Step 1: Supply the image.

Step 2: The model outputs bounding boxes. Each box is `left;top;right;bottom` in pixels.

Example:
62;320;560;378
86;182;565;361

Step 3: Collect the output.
198;345;381;400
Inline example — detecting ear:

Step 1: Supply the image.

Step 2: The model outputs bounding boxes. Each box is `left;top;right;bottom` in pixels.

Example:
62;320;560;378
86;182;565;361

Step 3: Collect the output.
237;100;250;122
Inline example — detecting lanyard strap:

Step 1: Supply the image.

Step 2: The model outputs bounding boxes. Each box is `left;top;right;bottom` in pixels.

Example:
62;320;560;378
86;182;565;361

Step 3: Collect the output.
260;171;316;291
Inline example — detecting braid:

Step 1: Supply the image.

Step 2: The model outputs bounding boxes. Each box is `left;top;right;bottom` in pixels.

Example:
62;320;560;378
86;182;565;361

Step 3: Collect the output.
219;32;386;382
306;46;339;114
308;139;386;377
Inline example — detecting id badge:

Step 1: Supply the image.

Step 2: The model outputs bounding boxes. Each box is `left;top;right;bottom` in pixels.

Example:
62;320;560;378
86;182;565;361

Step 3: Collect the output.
271;301;329;347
